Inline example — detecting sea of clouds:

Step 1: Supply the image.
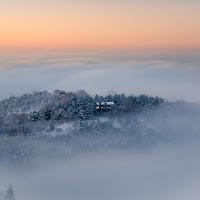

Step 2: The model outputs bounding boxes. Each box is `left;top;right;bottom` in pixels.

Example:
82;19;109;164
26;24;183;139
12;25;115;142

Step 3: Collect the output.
0;49;200;200
0;101;200;200
1;141;200;200
0;50;200;103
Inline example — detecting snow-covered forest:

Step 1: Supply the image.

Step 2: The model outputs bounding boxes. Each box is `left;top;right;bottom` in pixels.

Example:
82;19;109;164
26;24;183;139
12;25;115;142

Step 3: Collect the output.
1;89;200;163
0;90;165;136
1;90;200;200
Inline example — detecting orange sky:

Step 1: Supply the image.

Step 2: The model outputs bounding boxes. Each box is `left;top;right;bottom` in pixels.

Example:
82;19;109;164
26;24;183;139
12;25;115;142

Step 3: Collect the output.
0;0;200;50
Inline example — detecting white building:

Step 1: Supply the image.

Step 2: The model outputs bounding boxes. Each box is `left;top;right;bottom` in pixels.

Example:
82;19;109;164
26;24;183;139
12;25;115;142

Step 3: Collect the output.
96;102;115;112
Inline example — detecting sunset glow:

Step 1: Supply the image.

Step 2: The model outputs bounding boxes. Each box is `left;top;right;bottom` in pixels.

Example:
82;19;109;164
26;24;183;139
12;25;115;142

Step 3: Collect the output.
1;0;200;50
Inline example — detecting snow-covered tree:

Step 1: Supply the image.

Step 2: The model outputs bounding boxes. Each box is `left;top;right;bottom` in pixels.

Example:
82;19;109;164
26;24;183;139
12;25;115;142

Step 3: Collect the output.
120;119;129;135
4;185;15;200
79;108;86;119
0;89;166;136
85;103;94;118
93;120;102;134
94;94;100;102
76;119;84;134
30;111;40;122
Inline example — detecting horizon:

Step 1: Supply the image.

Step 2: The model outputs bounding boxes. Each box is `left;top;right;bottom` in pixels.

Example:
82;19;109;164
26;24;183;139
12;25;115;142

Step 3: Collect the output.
1;1;200;200
0;50;200;103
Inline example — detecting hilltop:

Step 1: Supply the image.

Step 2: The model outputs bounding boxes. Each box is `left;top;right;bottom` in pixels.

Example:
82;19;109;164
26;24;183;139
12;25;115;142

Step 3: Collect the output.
0;90;165;136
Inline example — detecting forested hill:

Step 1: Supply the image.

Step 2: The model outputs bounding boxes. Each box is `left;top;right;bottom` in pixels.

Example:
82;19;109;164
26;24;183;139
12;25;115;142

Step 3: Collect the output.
0;90;166;136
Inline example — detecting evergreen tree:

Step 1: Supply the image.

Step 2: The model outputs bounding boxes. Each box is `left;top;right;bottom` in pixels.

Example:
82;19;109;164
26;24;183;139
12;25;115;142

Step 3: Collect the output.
66;106;75;119
93;102;97;115
76;119;84;134
79;107;86;119
111;107;119;116
120;119;129;135
4;185;15;200
43;109;51;120
93;120;102;134
30;111;40;122
94;94;100;102
86;103;94;118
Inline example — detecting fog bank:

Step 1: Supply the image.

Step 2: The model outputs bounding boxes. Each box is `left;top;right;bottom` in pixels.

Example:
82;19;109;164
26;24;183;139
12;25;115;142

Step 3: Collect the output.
1;50;200;200
1;142;200;200
0;103;200;199
0;50;200;103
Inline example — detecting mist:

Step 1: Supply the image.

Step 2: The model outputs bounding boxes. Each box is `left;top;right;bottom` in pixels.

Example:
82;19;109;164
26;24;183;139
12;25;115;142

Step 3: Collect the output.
1;103;200;200
1;139;200;200
0;148;199;199
1;50;200;200
0;50;200;103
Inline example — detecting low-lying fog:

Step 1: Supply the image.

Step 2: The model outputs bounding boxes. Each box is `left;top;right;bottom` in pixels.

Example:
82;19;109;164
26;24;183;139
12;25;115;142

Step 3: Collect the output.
0;50;200;200
1;142;200;200
1;103;200;200
0;50;200;103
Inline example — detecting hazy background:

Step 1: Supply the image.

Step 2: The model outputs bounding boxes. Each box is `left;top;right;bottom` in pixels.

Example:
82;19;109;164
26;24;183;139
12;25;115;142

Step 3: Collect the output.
0;50;200;103
1;50;200;199
1;141;200;200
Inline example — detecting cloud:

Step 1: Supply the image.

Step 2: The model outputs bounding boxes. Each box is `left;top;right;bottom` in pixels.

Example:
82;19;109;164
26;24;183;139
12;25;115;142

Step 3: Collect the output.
1;141;200;200
0;50;200;103
0;102;200;200
1;50;200;200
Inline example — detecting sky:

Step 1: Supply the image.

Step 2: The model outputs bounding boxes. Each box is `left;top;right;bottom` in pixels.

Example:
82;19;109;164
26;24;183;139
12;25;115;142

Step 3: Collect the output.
1;1;200;199
0;0;200;102
0;0;200;50
1;1;200;198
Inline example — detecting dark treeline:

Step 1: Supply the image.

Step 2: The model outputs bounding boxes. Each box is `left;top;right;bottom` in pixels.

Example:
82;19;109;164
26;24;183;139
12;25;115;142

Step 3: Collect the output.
0;90;165;136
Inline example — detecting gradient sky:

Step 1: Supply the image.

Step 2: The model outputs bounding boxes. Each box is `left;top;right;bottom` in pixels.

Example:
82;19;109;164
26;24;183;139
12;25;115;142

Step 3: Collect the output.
0;0;200;50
